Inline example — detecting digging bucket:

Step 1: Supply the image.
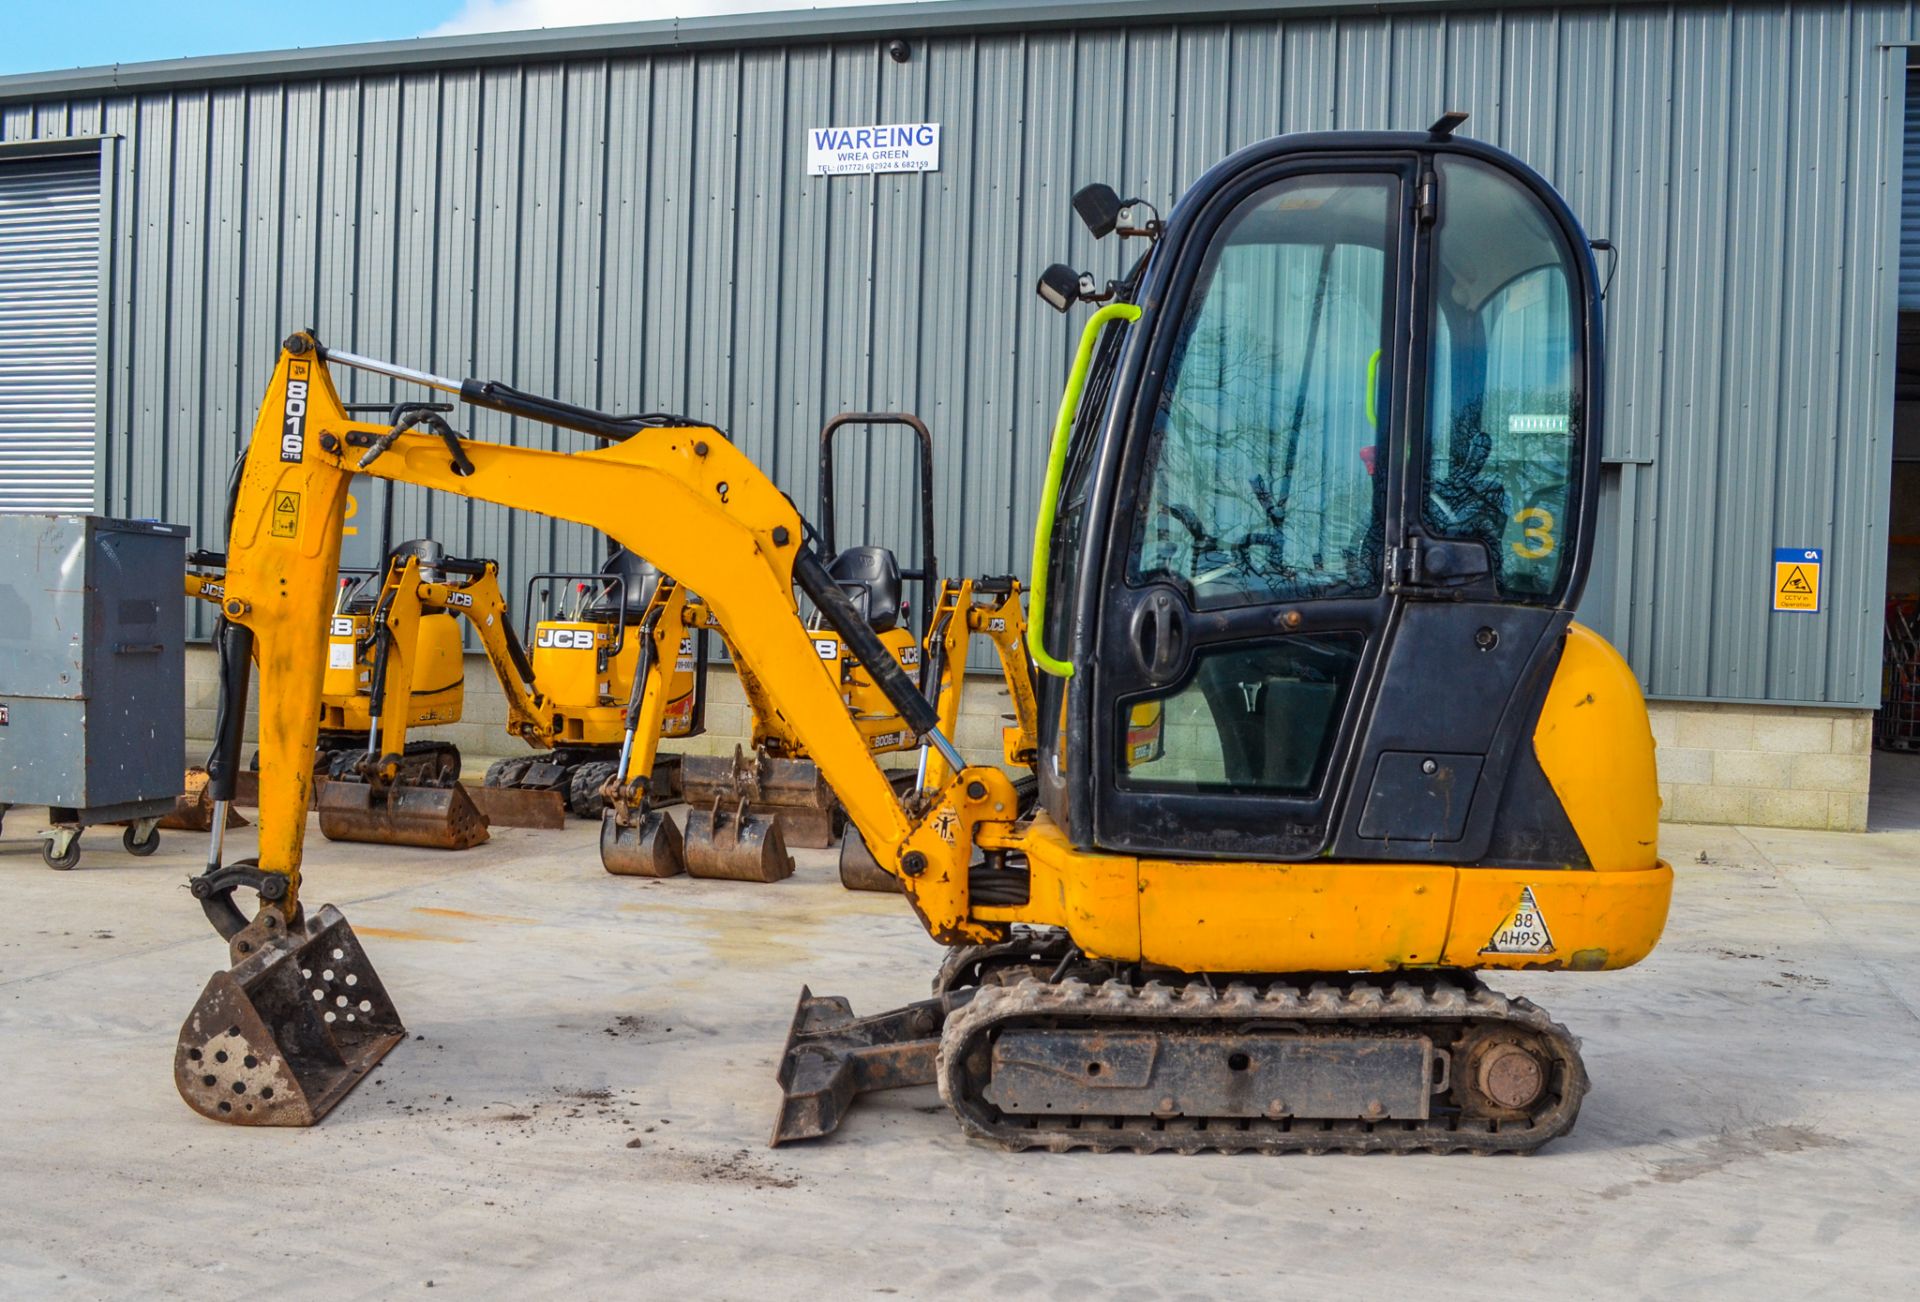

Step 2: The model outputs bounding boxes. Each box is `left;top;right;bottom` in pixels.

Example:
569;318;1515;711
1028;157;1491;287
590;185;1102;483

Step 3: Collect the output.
680;750;838;848
316;779;489;849
175;903;404;1126
682;798;794;882
600;806;686;877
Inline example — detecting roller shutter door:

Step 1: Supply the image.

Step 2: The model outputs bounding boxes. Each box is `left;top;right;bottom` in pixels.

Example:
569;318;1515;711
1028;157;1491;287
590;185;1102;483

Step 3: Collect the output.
0;153;100;512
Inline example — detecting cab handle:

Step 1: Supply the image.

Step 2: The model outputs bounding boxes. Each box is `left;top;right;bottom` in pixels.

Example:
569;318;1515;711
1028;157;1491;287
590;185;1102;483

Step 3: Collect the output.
1130;588;1186;682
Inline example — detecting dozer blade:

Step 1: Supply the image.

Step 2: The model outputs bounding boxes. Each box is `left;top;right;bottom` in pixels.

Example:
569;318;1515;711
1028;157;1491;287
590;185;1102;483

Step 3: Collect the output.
159;767;251;833
837;825;901;894
680;750;837;848
465;784;567;829
771;986;965;1145
599;807;686;877
682;800;794;882
175;903;404;1126
316;779;490;849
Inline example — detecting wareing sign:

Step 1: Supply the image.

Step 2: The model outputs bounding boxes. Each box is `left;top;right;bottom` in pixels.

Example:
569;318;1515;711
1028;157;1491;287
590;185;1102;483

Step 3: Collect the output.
807;123;940;176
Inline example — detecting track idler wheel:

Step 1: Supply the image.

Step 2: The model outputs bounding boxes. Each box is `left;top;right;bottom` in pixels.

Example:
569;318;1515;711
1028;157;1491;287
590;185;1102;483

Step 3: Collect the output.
316;776;490;849
175;894;404;1126
599;806;686;877
682;798;794;882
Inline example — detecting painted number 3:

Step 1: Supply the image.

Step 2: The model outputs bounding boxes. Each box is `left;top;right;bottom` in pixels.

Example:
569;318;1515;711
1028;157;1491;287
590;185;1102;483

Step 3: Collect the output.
1511;506;1556;559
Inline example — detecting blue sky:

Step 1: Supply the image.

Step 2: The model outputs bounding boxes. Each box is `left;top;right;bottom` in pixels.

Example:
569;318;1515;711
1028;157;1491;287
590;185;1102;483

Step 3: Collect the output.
0;0;922;77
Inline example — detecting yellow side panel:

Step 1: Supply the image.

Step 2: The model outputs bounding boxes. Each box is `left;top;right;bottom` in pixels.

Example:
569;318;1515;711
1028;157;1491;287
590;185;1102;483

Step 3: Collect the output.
999;815;1140;959
407;612;466;725
1534;622;1661;872
1136;861;1453;971
531;621;612;713
1441;865;1672;970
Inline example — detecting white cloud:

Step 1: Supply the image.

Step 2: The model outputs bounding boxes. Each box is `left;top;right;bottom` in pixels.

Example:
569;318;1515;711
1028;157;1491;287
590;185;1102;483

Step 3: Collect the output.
429;0;918;37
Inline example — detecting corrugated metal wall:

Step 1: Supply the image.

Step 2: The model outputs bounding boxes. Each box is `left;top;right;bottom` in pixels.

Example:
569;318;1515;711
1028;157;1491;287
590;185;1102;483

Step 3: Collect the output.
0;0;1907;705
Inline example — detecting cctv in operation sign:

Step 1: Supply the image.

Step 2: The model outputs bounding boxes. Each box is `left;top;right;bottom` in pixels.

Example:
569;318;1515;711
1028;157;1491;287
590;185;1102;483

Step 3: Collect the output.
807;123;940;176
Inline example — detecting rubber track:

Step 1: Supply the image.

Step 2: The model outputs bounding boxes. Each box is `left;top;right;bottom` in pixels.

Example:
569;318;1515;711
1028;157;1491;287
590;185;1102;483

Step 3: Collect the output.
935;975;1586;1155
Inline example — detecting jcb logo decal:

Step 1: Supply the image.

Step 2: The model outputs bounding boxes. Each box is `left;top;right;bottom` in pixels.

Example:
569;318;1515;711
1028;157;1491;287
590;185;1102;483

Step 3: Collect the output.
280;362;310;463
445;592;474;608
537;628;597;649
814;639;838;660
899;647;920;666
330;618;355;637
988;617;1007;632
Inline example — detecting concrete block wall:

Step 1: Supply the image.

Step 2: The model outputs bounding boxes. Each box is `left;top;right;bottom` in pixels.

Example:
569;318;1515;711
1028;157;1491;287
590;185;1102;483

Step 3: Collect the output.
1649;701;1872;832
184;649;1875;831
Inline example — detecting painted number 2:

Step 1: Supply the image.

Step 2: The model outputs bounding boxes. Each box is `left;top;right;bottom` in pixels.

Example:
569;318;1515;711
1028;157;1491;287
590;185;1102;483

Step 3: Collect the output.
1511;506;1556;560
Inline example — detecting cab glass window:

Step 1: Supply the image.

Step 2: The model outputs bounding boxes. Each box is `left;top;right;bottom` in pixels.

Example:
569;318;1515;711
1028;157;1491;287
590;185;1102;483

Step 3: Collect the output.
1424;156;1582;598
1118;634;1364;793
1128;174;1395;610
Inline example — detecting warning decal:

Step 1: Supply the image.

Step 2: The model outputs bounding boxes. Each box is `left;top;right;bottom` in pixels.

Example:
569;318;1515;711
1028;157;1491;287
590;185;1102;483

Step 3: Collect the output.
1481;885;1555;956
1771;547;1821;613
271;491;300;539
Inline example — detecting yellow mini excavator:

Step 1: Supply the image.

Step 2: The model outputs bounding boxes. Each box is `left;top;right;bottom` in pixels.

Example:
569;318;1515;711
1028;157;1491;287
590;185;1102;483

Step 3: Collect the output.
479;545;708;820
677;413;943;860
175;122;1670;1153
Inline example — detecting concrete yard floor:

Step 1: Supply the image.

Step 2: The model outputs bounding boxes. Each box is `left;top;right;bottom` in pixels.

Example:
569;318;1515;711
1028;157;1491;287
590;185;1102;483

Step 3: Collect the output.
1;814;1917;1299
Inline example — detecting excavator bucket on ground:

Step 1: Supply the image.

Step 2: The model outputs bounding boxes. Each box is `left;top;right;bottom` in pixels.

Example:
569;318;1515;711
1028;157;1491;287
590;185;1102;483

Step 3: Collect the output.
175;903;404;1126
599;806;686;876
464;784;567;829
683;795;793;882
836;827;900;893
160;767;251;833
680;748;836;847
315;778;489;849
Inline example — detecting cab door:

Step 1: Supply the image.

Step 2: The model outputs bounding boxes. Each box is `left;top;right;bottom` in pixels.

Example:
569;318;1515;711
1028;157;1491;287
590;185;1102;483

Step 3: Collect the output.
1085;143;1599;866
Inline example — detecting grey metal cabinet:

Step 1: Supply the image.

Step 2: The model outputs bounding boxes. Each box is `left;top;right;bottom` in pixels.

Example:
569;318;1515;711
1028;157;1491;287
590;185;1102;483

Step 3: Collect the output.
0;514;187;864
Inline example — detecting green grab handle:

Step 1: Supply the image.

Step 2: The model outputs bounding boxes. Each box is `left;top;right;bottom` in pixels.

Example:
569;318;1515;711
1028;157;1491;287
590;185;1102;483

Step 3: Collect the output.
1365;347;1382;429
1028;301;1143;680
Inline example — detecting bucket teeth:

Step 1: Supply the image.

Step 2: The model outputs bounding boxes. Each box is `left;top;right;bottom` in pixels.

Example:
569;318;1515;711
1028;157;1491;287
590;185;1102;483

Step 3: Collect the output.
682;799;794;882
175;904;404;1126
316;779;490;849
600;807;686;877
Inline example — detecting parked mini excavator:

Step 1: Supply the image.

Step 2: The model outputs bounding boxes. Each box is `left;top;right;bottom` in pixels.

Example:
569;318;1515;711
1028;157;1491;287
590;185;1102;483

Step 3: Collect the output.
175;121;1670;1153
677;413;943;860
479;545;708;820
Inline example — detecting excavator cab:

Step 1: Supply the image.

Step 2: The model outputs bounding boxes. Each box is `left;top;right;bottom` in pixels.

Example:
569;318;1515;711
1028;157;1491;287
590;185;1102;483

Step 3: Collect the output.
777;123;1662;1150
1031;124;1642;881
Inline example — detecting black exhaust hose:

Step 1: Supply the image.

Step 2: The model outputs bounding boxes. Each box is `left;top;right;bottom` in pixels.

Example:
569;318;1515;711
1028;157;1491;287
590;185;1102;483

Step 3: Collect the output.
206;620;254;803
792;548;941;740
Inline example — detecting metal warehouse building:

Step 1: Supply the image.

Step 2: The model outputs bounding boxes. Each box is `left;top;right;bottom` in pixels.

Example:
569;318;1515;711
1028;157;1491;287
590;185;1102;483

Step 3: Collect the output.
1;0;1917;829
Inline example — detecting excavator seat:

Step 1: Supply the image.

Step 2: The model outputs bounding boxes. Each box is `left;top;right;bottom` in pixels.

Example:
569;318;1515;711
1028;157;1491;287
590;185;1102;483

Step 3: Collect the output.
586;548;665;624
386;538;448;582
825;546;902;632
